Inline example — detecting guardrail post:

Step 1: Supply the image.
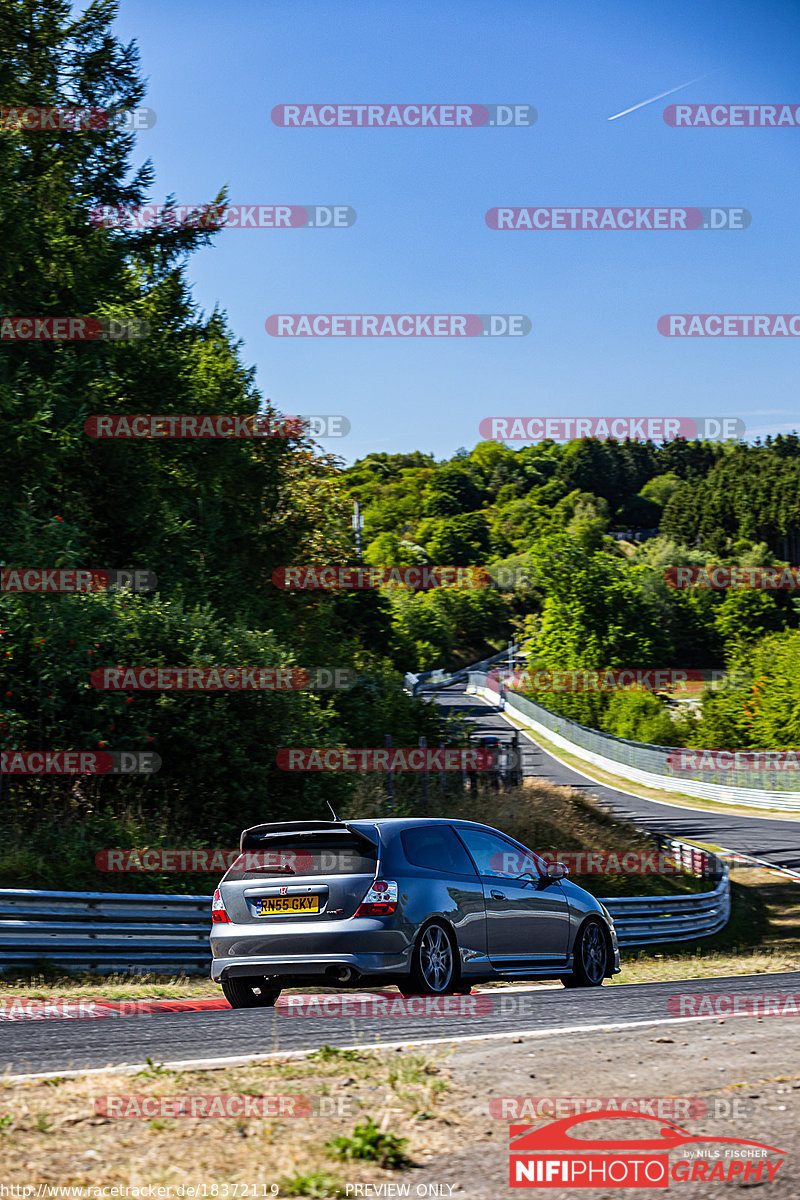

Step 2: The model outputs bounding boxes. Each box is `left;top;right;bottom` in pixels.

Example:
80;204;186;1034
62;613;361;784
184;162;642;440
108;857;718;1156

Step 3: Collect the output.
420;736;428;810
385;733;395;813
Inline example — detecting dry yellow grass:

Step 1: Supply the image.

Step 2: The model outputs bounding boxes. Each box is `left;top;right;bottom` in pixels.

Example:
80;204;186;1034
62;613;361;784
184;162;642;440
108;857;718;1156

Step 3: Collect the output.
0;1046;460;1194
611;949;800;986
0;974;221;1001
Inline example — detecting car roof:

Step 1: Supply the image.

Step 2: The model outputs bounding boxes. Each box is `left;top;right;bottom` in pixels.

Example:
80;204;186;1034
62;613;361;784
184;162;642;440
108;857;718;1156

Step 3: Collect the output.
242;817;519;837
350;817;500;831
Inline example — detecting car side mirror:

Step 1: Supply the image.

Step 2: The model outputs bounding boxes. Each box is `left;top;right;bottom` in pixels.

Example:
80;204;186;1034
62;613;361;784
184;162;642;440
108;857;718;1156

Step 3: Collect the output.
514;871;538;887
545;861;568;880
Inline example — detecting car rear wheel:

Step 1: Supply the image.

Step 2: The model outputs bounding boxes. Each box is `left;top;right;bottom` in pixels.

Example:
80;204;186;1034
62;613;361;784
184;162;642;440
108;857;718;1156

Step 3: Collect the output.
221;976;281;1008
562;919;608;988
409;921;461;995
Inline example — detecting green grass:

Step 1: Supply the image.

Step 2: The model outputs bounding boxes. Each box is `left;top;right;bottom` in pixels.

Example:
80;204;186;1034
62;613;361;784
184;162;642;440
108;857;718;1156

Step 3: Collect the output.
0;808;224;894
307;1045;364;1063
611;870;799;983
134;1057;169;1079
327;1118;412;1170
279;1172;345;1198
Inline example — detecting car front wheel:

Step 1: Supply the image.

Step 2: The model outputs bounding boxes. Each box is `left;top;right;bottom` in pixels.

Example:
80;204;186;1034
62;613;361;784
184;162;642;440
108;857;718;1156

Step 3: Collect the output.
221;976;281;1008
562;919;609;988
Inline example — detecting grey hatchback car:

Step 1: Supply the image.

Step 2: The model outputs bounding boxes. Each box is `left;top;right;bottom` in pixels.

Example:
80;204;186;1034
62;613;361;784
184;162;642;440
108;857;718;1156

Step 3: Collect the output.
210;817;620;1007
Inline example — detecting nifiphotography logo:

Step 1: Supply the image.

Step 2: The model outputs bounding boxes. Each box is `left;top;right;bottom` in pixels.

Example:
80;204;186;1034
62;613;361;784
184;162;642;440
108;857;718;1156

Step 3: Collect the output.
508;1110;785;1188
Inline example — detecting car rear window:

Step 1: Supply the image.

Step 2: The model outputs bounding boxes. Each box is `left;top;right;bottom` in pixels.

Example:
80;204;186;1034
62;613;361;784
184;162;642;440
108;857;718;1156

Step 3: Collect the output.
401;826;477;875
223;836;377;880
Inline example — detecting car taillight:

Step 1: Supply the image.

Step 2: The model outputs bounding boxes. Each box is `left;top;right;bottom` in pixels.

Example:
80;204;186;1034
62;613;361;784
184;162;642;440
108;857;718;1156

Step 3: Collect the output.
355;879;398;917
211;888;231;924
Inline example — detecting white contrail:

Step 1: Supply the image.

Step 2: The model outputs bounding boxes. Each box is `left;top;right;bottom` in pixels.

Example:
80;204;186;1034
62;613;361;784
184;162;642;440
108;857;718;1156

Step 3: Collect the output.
608;72;717;121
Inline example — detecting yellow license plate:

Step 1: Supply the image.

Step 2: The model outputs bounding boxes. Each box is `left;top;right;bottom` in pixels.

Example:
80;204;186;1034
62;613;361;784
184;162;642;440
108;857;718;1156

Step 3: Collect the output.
256;896;320;916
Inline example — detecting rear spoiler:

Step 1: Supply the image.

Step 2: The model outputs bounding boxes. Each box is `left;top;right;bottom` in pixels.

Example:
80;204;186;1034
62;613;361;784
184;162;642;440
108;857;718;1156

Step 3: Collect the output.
239;820;378;851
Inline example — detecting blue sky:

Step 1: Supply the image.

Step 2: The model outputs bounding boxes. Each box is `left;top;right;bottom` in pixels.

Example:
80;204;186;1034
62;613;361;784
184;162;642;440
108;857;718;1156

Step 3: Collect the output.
115;0;800;464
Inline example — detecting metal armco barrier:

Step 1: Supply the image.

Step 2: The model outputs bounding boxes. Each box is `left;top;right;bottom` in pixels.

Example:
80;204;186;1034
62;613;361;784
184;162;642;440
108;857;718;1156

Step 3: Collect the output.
0;852;729;974
466;671;800;811
602;876;730;948
405;644;518;696
0;890;212;975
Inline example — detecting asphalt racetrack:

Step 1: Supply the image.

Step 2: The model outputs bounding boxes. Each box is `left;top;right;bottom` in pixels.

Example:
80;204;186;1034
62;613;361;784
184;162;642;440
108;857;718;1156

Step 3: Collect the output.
5;972;799;1077
432;685;800;873
4;683;798;1080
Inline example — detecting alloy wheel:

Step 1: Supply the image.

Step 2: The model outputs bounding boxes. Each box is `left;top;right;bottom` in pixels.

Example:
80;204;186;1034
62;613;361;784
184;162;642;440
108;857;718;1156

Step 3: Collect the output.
419;924;454;992
580;921;607;984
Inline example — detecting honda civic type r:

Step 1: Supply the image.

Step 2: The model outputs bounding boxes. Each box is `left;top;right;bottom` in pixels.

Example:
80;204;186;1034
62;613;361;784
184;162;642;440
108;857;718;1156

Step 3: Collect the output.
210;818;620;1007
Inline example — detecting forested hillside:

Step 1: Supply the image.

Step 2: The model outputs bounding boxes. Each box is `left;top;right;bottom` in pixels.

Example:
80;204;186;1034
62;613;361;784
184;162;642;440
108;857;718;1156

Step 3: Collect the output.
0;1;445;877
341;438;800;749
2;5;799;891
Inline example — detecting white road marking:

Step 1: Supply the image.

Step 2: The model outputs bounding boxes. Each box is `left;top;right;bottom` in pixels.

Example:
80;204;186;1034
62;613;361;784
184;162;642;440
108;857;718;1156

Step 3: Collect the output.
1;1011;773;1082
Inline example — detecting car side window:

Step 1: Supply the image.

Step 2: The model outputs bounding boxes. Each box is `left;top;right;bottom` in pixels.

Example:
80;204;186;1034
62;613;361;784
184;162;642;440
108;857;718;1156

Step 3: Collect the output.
456;828;541;880
401;826;477;876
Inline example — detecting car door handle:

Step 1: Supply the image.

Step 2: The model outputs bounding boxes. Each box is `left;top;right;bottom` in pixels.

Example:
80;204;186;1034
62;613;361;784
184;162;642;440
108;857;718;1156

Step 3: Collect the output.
490;889;506;900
